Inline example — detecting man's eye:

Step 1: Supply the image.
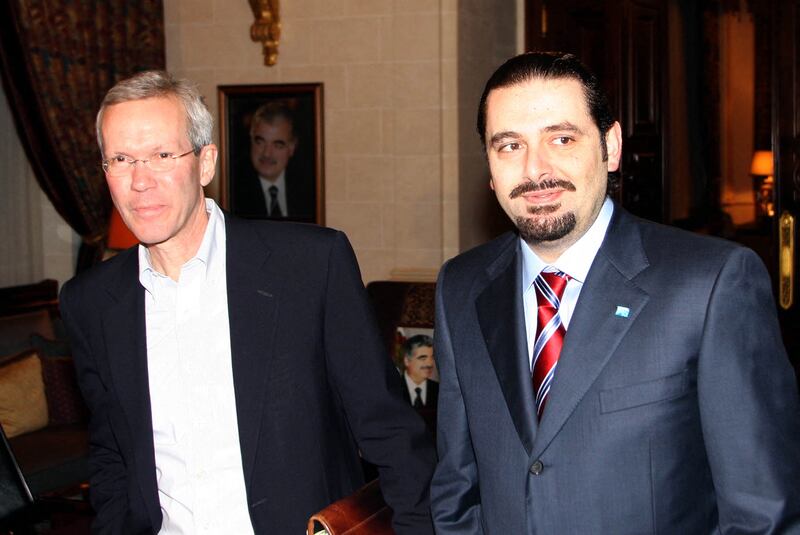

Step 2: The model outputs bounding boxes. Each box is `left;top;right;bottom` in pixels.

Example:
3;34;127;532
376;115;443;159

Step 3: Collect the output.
553;136;573;146
112;155;128;163
498;142;521;152
156;152;173;160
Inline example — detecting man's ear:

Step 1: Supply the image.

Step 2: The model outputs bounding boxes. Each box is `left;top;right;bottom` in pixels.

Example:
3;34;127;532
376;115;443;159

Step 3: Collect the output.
605;121;622;172
199;144;219;187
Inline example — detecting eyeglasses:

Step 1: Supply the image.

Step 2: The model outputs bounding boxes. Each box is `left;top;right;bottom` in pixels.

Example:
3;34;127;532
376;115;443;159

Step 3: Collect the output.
101;149;196;176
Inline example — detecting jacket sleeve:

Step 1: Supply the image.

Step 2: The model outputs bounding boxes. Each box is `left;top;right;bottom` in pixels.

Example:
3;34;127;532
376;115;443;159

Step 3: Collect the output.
697;247;800;533
60;281;129;534
321;231;436;535
430;264;486;534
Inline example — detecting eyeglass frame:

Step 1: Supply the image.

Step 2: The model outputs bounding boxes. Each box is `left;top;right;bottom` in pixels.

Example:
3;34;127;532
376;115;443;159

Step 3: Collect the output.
101;149;197;176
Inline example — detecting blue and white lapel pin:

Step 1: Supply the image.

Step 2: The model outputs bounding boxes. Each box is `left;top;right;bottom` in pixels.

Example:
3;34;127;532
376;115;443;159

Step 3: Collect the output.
614;305;630;318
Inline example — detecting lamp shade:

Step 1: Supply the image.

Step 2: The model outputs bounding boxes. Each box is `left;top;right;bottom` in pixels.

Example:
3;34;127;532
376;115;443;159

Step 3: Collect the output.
750;150;774;176
107;207;139;250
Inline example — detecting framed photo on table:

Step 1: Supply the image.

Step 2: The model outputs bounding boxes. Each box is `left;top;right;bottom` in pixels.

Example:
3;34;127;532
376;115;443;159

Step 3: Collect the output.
218;83;324;224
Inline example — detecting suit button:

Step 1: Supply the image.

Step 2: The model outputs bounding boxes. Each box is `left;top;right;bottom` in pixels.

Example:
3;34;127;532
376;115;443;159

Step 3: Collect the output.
530;460;544;475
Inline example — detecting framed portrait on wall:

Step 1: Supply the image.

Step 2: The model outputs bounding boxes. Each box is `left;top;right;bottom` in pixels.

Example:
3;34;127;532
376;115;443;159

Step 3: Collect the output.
218;83;324;224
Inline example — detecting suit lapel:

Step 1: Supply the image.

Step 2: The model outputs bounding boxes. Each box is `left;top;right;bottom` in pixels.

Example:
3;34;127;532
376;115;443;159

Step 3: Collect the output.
476;235;538;455
532;207;651;457
225;215;278;488
101;249;161;527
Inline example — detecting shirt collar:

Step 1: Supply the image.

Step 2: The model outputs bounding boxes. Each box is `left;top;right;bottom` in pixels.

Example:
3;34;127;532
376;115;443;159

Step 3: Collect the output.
520;196;614;290
138;198;226;295
259;170;286;190
404;371;426;389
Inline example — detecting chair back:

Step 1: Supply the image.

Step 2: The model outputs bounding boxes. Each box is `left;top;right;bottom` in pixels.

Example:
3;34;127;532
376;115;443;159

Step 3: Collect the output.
365;280;435;360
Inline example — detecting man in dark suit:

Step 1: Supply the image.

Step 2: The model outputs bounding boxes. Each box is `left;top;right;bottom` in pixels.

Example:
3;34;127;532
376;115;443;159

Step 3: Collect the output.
231;101;316;222
60;70;435;534
400;334;438;409
430;52;800;534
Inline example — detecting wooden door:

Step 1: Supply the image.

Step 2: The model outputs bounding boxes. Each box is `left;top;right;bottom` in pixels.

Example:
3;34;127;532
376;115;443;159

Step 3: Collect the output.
773;0;800;374
525;0;668;223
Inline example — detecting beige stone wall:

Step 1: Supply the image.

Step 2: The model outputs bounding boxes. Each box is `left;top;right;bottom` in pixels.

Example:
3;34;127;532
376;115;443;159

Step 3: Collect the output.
165;0;460;283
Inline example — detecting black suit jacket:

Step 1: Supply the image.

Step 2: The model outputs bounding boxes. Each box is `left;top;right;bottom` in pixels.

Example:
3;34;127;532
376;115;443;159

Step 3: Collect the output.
401;378;439;409
60;215;435;534
231;170;316;222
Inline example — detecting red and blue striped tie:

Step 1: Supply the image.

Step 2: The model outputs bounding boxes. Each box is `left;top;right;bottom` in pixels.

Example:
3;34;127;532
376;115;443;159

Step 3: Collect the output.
532;270;570;419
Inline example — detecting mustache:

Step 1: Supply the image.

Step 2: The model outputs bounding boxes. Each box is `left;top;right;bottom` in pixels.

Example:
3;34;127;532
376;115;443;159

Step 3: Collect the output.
509;178;576;199
258;157;278;165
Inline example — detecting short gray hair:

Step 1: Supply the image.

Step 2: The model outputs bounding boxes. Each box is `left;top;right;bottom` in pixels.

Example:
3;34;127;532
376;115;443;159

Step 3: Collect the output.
96;70;213;155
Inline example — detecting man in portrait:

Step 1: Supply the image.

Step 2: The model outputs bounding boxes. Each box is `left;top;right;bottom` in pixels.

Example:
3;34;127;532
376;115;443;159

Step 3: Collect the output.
430;51;800;534
400;334;438;409
231;100;316;221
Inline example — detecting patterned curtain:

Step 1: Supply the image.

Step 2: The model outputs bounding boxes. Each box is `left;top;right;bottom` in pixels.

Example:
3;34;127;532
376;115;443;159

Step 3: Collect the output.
0;1;164;272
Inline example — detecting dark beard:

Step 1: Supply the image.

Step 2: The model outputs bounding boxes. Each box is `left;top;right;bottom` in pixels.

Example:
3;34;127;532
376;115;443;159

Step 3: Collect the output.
515;209;577;243
508;178;578;243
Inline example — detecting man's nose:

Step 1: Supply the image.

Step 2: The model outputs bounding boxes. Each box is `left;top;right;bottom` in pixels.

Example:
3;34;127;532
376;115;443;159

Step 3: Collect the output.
131;163;157;191
523;147;553;181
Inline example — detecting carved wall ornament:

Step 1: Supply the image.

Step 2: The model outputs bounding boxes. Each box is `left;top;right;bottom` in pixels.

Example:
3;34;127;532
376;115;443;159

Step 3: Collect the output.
249;0;280;66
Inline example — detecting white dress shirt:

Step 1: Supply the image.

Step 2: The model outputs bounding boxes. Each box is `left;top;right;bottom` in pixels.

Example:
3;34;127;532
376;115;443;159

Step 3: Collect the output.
139;199;254;535
259;171;287;216
521;197;614;369
404;372;429;405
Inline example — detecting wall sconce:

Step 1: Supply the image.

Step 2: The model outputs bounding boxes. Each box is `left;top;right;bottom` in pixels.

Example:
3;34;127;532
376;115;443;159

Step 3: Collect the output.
107;207;138;251
249;0;281;66
750;149;775;218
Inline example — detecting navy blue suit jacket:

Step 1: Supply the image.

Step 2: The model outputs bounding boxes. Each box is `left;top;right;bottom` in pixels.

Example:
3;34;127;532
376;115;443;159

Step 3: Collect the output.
431;203;800;534
401;378;439;408
61;215;435;534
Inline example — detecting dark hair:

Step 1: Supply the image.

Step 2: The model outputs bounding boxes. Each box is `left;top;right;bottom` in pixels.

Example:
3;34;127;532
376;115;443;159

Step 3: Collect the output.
403;334;433;358
476;52;615;161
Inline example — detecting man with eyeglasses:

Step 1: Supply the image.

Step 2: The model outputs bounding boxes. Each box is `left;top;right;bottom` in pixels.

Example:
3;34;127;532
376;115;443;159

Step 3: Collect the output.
59;71;435;534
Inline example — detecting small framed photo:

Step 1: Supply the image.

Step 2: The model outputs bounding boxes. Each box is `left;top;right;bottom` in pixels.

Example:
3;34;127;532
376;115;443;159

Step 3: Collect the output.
218;83;324;224
395;326;438;382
